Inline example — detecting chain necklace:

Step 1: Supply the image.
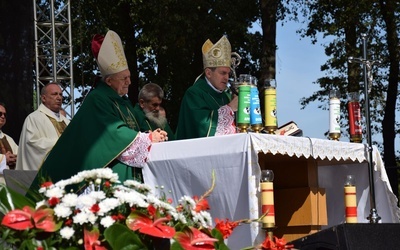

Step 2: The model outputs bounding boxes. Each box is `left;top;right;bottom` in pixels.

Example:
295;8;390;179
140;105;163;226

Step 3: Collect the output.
113;101;139;130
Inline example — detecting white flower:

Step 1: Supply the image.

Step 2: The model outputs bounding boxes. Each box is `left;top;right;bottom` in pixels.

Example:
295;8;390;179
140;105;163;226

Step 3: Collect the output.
95;178;102;185
73;211;90;225
179;195;196;209
44;186;64;198
54;204;72;218
35;200;46;209
61;193;78;207
98;198;120;215
60;227;75;240
77;195;96;209
199;210;213;227
88;191;106;201
113;190;148;208
87;212;97;224
100;216;115;228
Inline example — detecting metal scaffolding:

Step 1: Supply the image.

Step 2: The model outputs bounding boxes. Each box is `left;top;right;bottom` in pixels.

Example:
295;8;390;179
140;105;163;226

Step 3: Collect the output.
33;0;74;117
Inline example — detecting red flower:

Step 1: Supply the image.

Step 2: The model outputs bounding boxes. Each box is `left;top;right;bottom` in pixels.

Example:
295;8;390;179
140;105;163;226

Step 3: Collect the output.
64;218;73;226
174;227;218;250
32;207;58;232
261;236;293;250
1;206;58;232
147;204;157;217
193;196;210;212
84;227;106;250
1;206;34;230
40;181;53;188
214;218;239;239
104;181;111;188
90;204;100;213
126;211;175;238
48;197;60;207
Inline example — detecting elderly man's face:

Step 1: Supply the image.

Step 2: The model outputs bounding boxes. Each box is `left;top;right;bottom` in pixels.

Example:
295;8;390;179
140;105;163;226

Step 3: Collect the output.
140;97;162;114
107;69;131;96
0;105;6;129
41;84;63;113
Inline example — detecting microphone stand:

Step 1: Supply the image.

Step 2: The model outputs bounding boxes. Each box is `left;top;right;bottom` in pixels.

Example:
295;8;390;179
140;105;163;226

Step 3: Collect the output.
348;33;381;223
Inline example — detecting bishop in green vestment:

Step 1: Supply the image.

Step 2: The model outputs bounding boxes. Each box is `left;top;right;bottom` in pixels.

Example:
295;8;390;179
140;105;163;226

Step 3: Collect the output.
176;36;238;140
29;30;167;192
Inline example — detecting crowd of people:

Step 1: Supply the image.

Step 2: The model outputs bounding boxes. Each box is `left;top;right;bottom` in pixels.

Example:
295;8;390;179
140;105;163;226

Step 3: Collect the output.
0;30;238;189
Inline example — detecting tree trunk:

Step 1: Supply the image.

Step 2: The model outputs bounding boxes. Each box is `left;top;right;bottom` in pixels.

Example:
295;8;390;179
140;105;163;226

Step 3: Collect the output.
379;0;399;198
259;0;278;86
0;0;34;142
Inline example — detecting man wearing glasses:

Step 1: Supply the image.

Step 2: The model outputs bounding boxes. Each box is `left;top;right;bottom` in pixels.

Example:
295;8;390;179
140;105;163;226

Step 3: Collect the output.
132;83;175;141
0;102;18;184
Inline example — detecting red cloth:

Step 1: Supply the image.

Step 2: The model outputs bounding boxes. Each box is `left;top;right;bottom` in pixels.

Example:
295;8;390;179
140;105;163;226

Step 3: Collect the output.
91;34;105;60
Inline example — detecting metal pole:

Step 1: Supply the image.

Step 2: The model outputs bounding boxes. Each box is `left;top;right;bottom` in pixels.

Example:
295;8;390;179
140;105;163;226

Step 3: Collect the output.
361;33;381;223
348;33;381;223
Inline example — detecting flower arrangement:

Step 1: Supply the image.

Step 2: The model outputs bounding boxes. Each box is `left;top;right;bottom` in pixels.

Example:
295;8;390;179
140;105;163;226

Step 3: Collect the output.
0;168;293;250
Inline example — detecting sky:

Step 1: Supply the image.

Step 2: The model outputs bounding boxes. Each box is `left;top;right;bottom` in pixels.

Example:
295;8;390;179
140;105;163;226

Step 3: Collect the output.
271;21;399;151
273;21;331;140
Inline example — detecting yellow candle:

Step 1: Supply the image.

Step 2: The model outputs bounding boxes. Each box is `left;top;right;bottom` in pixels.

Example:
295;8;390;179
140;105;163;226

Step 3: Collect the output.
261;182;275;227
344;186;357;223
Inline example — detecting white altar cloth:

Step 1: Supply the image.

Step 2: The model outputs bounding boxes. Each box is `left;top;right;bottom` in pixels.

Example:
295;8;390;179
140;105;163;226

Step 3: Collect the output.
143;133;399;249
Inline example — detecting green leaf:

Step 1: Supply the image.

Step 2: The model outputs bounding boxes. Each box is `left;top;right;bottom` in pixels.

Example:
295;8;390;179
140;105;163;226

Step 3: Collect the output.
104;223;146;250
0;183;35;214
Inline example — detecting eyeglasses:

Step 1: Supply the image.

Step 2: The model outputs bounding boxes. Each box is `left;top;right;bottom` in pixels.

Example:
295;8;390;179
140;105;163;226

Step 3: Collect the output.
0;112;6;118
111;76;131;82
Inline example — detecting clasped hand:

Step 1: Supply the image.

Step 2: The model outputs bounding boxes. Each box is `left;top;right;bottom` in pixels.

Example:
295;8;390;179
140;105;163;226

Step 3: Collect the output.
151;128;168;142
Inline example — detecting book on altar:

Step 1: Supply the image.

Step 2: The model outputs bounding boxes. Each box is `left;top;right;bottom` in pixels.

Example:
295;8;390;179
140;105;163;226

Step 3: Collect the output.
275;121;303;136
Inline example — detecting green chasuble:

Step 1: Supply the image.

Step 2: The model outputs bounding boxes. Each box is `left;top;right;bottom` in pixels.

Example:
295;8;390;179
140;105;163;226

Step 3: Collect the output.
29;81;142;191
176;76;232;140
132;103;176;141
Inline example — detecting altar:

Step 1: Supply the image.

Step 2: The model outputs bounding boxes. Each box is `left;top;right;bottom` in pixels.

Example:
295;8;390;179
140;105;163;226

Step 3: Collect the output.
142;133;399;249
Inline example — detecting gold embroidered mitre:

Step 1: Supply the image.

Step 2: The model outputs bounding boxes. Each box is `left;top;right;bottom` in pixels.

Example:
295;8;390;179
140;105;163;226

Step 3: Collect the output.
202;36;231;69
95;30;128;76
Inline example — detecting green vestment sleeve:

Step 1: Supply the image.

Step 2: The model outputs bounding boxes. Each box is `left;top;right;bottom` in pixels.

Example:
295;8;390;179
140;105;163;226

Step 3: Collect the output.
176;77;231;140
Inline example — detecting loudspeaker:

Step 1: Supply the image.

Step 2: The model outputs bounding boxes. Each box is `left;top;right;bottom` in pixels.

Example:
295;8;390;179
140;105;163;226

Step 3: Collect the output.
289;223;400;250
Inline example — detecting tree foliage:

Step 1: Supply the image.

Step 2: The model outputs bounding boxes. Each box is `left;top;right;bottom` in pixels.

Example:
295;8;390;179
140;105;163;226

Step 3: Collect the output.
285;0;400;194
70;0;260;129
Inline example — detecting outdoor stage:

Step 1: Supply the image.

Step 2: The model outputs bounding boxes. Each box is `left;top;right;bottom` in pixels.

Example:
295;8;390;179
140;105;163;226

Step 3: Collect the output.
142;133;400;249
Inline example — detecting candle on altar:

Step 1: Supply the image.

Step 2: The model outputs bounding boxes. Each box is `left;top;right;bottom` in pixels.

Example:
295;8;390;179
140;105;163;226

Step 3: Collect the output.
261;170;275;228
344;175;357;223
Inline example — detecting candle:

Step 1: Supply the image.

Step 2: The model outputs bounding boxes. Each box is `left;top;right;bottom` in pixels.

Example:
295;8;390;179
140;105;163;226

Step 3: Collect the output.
261;170;275;228
261;181;275;227
344;175;357;223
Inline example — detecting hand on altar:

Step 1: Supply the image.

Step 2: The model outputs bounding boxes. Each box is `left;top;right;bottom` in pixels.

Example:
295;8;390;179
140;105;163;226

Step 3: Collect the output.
151;128;168;142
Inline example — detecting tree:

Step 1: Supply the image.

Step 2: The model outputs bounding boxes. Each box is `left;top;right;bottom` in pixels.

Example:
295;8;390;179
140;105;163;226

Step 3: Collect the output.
70;0;260;130
290;0;399;196
0;0;34;142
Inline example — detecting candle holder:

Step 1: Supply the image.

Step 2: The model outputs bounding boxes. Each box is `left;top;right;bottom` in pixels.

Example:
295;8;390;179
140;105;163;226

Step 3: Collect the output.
344;175;357;223
250;84;263;133
260;169;276;240
348;92;363;143
329;89;341;140
263;79;277;134
237;75;251;132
